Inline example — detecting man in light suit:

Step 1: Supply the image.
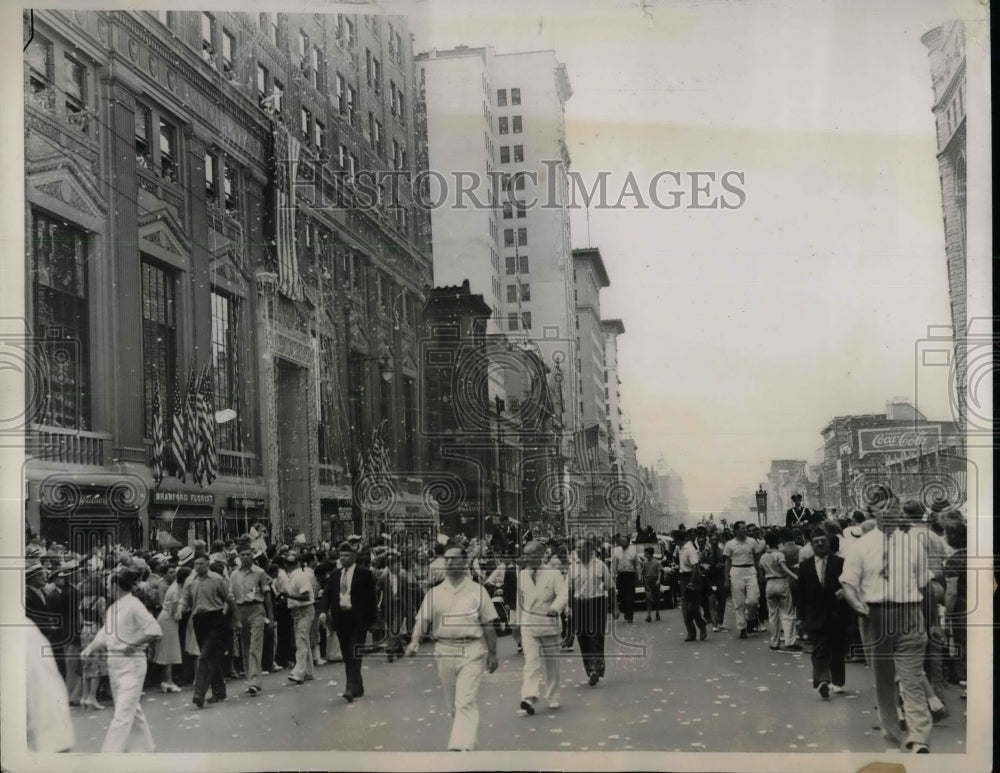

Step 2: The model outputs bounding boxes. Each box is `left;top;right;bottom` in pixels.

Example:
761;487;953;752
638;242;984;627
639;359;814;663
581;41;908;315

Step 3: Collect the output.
798;526;850;700
323;542;377;702
517;540;568;715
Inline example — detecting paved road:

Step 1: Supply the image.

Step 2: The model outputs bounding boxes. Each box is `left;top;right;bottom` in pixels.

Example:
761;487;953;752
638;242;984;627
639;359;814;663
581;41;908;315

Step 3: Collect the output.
69;605;967;754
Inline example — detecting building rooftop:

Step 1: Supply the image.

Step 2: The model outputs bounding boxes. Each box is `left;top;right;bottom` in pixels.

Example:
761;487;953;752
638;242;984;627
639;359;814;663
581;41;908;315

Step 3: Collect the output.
571;247;610;287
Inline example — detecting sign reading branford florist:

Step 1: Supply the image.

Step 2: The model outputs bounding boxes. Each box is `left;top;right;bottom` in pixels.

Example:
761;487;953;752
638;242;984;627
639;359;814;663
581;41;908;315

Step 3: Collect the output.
857;425;942;458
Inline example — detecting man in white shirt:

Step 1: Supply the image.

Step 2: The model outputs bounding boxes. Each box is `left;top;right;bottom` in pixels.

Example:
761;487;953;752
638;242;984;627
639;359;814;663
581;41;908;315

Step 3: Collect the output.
840;496;932;753
516;540;568;715
723;521;762;639
611;534;640;623
284;552;315;685
568;538;615;686
407;546;498;751
678;532;708;641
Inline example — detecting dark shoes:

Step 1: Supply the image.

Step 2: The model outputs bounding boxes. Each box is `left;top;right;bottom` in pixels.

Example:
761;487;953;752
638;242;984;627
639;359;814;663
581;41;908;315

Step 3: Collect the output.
245;686;260;696
192;696;204;709
588;672;600;686
287;675;304;685
699;628;708;641
207;695;226;704
341;692;354;703
783;643;803;651
818;682;830;700
739;629;749;639
931;705;951;723
519;699;536;715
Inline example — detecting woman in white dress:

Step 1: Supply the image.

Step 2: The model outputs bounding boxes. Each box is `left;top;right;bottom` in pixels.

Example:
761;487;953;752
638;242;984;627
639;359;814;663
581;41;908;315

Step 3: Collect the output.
153;564;183;692
80;565;162;753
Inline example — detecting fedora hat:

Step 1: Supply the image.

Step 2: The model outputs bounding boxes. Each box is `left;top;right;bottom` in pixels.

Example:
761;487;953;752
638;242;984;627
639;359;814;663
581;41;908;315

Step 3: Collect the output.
177;546;195;565
25;562;44;580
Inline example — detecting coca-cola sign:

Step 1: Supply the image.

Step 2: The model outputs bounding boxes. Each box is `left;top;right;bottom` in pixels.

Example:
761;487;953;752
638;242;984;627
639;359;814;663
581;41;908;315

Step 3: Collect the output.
857;425;942;458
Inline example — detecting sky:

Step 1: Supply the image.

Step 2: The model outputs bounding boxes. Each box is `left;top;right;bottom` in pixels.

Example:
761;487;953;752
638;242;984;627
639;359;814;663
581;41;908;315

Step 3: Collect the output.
401;0;974;514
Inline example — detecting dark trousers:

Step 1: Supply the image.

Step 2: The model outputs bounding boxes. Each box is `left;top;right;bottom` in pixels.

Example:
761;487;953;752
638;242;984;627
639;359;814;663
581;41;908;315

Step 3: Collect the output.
192;610;229;701
572;597;607;677
709;580;727;627
335;610;367;697
679;572;707;638
616;572;637;621
275;601;294;668
809;625;846;688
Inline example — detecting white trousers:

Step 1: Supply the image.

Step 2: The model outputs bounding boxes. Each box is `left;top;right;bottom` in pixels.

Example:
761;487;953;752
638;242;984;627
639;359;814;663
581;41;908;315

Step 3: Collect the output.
520;630;561;704
102;655;155;752
435;639;487;751
729;567;759;631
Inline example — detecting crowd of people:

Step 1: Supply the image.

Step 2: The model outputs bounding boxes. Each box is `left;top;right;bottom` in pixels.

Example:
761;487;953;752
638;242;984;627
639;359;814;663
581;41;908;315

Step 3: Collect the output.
23;494;968;754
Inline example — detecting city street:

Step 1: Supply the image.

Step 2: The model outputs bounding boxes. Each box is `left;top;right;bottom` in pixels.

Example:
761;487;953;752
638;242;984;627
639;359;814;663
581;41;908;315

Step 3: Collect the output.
68;605;967;754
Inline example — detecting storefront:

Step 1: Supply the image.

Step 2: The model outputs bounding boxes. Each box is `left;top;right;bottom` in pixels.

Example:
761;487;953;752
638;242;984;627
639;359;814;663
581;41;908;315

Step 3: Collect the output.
149;490;217;549
33;482;143;551
321;498;354;545
224;497;269;541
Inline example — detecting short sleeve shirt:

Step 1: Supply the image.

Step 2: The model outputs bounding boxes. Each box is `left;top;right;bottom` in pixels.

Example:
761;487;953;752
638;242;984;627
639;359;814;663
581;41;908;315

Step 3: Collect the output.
723;538;759;567
414;576;498;640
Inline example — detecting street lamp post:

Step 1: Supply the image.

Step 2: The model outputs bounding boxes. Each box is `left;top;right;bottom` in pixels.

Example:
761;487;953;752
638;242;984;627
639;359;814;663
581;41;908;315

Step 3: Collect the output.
755;484;768;526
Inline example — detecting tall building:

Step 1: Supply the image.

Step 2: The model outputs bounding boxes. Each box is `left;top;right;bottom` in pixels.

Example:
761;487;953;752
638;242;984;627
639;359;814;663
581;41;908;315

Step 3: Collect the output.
602;319;626;475
417;46;578;429
921;21;967;437
23;10;431;548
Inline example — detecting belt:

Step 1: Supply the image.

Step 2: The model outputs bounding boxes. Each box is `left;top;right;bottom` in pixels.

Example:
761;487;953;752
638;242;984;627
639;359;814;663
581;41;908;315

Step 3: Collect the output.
194;608;226;616
237;601;263;606
765;577;785;581
436;637;480;643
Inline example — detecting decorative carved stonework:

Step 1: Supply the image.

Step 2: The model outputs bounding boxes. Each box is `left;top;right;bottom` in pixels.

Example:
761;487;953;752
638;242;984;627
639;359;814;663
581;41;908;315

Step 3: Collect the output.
271;329;313;367
128;36;139;61
166;69;176;92
97;18;108;43
33;174;103;219
148;53;158;77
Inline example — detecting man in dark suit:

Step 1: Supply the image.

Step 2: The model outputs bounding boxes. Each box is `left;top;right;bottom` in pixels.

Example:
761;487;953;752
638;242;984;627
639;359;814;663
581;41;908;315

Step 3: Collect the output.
324;542;377;702
797;526;849;700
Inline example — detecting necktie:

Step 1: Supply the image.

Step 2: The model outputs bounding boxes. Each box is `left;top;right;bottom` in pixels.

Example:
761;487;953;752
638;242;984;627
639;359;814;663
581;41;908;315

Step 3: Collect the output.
816;557;825;587
341;570;349;597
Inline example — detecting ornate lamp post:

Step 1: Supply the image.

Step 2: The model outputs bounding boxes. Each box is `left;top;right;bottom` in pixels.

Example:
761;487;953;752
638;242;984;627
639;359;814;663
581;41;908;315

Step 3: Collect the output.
755;484;768;526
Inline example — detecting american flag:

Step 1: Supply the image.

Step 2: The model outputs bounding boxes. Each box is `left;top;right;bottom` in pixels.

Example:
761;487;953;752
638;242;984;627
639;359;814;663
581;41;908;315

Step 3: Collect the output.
169;370;187;483
368;422;392;479
183;369;199;476
150;370;165;486
573;424;602;472
195;366;218;487
273;125;304;301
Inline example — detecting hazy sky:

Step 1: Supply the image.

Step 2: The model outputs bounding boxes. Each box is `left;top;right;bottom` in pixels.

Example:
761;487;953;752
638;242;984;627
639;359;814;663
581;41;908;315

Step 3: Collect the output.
404;0;970;513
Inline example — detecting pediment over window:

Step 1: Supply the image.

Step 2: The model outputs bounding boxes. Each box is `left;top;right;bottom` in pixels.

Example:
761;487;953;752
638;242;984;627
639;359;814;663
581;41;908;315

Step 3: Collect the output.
28;161;106;230
139;209;190;269
208;244;251;299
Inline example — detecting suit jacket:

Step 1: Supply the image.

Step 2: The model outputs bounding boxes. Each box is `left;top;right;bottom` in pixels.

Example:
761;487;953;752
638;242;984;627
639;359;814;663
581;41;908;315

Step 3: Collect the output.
325;566;377;632
797;552;849;634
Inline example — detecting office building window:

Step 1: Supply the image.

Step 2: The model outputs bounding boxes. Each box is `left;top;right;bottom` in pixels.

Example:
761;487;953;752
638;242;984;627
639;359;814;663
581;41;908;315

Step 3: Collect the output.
221;29;234;74
506;256;516;275
272;80;284;114
159;117;178;183
507;312;518;331
500;146;510;164
256;63;268;105
516;200;526;218
299;29;308;59
201;13;215;63
204;151;217;202
223;162;239;215
134;103;152;169
336;73;346;113
301;106;311;137
522;311;531;329
506;284;517;303
511;87;521;105
141;258;177;438
211;289;241;450
497;88;507;107
514;173;525;190
519;255;529;273
498;116;508;134
502;202;512;219
314;119;325;151
512;115;522;133
520;283;530;302
504;229;514;247
346;86;356;124
513;144;524;163
32;210;91;430
517;227;527;246
261;12;279;46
